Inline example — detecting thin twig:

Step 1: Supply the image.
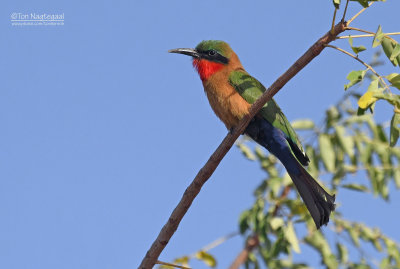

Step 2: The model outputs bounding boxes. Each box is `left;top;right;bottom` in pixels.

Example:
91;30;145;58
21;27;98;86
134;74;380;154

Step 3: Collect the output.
325;44;391;92
346;26;375;35
155;260;191;269
347;2;374;25
346;26;398;42
337;32;400;39
193;232;239;254
138;21;347;269
341;0;350;22
331;8;338;35
272;185;292;216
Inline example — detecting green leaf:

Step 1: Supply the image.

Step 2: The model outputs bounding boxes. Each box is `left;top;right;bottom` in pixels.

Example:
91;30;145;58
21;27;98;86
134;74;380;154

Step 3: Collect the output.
352;45;367;55
345;70;367;90
360;226;383;251
380;257;391;269
239;210;250;234
376;125;388;143
394;168;400;189
268;177;283;197
335;126;355;158
348;227;360;247
285;221;300;253
326;106;341;127
305;231;338;269
349;36;366;54
332;0;341;8
270;217;284;230
358;91;377;109
373;93;400;108
341;183;369;192
237;143;256;161
254;146;266;159
172;256;190;268
390;43;400;62
336;243;348;263
267;259;310;269
306;145;319;178
357;107;367;115
254;180;267;197
246;251;258;269
348;36;353;47
372;25;384;48
291;119;315;130
382;38;399;66
385;238;400;265
381;183;389;200
351;0;381;8
319;134;336;172
390;113;400;146
386;73;400;90
195;251;217;268
369;167;385;197
263;229;288;260
358;79;380;109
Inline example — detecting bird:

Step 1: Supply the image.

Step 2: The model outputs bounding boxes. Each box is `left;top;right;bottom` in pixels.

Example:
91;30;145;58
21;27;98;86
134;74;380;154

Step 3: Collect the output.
169;40;335;229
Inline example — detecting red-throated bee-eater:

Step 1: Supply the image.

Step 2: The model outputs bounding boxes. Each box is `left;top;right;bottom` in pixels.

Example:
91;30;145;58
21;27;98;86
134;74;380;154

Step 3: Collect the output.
169;40;335;229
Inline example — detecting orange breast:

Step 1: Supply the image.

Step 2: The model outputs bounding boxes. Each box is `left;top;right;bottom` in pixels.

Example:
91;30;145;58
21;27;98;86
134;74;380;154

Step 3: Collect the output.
202;70;251;130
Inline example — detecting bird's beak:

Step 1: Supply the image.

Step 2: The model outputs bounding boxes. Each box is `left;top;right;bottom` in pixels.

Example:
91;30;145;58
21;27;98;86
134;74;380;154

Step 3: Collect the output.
168;48;200;58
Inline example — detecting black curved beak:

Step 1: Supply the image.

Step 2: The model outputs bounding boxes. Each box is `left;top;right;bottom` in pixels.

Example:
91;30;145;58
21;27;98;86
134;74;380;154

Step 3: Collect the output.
168;48;200;58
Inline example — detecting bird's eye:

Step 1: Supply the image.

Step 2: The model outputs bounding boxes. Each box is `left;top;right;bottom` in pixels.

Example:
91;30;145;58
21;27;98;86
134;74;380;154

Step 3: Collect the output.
208;50;216;56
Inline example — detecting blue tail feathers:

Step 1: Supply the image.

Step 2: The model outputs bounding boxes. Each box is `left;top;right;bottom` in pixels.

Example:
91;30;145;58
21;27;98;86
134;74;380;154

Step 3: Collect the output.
245;115;336;229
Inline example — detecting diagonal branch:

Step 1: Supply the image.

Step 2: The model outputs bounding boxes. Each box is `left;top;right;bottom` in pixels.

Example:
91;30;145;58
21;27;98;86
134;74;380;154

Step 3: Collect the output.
138;21;347;269
229;235;260;269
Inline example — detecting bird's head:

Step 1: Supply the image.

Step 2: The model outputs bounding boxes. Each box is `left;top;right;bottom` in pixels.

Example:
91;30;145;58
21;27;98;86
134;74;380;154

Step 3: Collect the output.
169;40;233;81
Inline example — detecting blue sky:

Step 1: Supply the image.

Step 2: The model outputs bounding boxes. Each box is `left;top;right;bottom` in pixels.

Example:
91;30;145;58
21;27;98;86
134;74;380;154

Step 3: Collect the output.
1;1;399;268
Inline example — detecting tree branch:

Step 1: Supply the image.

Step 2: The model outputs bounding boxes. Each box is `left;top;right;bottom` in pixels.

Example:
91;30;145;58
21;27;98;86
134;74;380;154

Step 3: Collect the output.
228;235;259;269
138;21;347;269
272;185;292;216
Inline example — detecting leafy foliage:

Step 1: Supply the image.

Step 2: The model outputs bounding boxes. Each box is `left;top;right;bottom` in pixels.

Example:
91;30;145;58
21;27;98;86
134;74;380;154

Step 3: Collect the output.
342;25;400;146
163;90;400;268
234;89;400;268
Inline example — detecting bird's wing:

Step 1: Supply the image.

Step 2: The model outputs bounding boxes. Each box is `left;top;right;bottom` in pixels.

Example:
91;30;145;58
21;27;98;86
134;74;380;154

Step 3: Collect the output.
229;69;309;165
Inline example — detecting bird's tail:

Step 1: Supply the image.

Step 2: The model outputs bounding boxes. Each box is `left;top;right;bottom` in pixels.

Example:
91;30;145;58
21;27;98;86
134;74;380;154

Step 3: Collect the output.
245;116;335;228
286;163;335;229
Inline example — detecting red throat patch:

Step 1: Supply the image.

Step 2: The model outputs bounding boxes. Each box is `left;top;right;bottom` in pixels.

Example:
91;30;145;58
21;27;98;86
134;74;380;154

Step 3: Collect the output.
192;59;224;81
